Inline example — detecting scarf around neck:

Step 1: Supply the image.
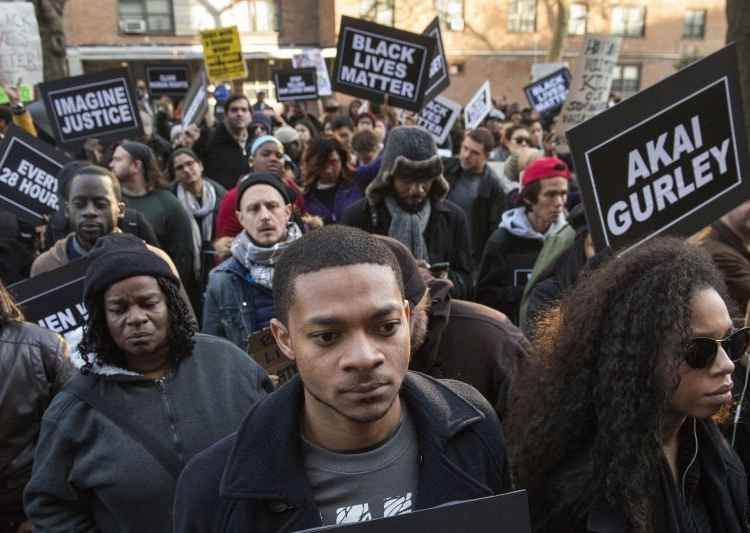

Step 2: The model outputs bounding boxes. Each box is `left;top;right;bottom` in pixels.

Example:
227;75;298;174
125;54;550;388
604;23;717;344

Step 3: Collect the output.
230;223;303;288
384;195;431;261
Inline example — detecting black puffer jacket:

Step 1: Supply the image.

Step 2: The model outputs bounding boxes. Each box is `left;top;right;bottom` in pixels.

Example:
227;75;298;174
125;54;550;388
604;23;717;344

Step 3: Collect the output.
0;321;71;514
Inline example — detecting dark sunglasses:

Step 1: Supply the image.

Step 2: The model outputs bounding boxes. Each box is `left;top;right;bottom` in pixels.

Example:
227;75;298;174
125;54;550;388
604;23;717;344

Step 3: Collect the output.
512;136;531;145
685;327;750;369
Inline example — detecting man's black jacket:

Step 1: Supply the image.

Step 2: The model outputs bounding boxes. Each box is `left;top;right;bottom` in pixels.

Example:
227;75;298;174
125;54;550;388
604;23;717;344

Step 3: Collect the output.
174;372;513;533
193;123;252;191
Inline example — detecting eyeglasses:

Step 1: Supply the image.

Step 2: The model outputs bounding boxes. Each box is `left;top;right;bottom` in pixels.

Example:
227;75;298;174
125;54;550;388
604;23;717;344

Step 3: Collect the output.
685;327;750;369
512;136;531;145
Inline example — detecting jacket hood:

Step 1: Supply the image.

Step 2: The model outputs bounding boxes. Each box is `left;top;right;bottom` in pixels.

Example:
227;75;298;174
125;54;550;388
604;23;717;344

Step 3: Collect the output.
499;207;567;241
70;346;147;380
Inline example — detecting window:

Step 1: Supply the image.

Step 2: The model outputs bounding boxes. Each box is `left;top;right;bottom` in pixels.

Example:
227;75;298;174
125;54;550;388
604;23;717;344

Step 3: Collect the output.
119;0;174;33
568;3;588;36
611;5;646;37
435;0;464;31
683;9;706;39
508;0;537;33
611;64;641;97
360;0;394;26
250;0;279;32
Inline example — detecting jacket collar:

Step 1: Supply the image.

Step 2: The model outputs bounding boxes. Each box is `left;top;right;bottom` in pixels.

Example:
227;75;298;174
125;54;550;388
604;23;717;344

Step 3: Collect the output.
411;279;452;373
219;372;485;503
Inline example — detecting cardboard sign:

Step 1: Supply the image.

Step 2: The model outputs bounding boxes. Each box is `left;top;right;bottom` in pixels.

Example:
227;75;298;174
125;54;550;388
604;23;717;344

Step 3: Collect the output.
145;64;190;98
0;2;43;103
416;95;461;145
8;257;91;347
39;69;142;149
567;44;750;255
422;17;450;103
0;125;69;224
524;67;571;114
333;16;435;112
273;68;319;101
464;81;492;130
299;491;530;533
292;49;333;97
200;25;247;83
558;34;621;134
247;326;298;384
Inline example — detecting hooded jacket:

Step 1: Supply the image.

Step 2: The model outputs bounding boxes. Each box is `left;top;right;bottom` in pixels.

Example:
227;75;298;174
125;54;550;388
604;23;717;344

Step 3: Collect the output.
173;372;513;533
476;207;567;324
24;334;272;533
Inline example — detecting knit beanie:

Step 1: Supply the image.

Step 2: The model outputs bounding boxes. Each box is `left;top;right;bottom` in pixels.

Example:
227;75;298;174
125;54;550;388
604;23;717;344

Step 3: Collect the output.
120;141;155;169
250;135;283;157
274;126;299;144
377;236;427;307
236;172;291;209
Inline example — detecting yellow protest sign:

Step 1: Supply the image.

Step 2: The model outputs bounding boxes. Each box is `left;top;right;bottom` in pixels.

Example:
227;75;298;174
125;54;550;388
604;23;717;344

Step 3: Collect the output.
199;26;247;83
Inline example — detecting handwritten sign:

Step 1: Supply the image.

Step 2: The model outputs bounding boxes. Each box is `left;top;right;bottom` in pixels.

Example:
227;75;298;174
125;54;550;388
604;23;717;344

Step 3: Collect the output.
200;26;247;83
293;49;333;97
247;326;298;384
0;2;43;103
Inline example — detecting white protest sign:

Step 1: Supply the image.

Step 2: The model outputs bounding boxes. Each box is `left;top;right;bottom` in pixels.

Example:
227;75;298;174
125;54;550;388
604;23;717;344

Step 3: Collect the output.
292;49;332;97
464;81;492;130
0;2;44;103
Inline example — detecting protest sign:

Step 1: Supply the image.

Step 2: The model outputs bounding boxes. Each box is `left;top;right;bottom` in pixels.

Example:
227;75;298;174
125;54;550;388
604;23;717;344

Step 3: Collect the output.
524;67;571;114
8;257;91;348
247;327;298;385
200;25;247;83
145;64;190;98
558;34;621;134
464;81;492;130
422;17;450;103
416;95;461;145
333;16;435;112
273;68;319;101
0;125;69;224
567;44;750;255
39;69;142;150
531;62;568;82
299;491;530;532
0;2;43;104
181;68;209;126
293;49;332;96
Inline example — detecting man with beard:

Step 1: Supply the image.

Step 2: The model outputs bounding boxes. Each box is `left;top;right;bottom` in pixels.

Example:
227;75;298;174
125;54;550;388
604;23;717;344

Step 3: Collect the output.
174;225;512;532
342;126;472;299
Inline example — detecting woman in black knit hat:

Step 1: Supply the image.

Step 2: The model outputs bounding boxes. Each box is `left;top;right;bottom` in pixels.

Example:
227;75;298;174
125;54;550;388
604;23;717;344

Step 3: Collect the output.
24;245;272;533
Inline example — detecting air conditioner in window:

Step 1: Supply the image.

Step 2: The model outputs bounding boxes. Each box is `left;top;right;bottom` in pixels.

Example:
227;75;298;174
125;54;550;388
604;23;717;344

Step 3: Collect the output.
448;16;464;31
120;19;147;34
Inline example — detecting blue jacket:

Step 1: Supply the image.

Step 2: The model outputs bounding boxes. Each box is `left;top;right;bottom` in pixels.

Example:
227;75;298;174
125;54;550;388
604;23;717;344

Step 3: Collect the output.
174;372;513;533
303;182;363;225
202;257;275;349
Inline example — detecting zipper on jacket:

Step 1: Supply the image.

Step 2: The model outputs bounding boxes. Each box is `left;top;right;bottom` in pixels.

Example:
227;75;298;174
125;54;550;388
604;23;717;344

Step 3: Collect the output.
156;376;185;464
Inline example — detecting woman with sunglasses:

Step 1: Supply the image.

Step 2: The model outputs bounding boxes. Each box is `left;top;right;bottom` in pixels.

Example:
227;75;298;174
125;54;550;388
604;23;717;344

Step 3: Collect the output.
509;237;748;533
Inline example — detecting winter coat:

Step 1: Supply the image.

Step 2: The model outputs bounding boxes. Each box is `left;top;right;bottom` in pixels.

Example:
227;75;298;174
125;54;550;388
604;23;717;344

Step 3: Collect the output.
193;123;253;191
341;198;473;299
476;207;566;324
699;220;750;314
303;182;363;225
173;372;513;533
0;322;71;515
202;257;275;349
23;334;272;533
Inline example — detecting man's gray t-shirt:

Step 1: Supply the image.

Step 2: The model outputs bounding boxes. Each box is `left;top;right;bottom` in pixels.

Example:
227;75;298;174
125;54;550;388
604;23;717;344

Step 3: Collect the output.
447;171;482;240
302;406;419;526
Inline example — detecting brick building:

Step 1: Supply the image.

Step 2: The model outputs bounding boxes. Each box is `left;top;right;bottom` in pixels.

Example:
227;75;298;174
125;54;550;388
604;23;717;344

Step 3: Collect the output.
63;0;727;106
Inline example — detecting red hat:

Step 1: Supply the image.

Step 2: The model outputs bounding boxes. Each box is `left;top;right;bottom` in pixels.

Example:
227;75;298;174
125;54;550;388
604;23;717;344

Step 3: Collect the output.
521;157;571;189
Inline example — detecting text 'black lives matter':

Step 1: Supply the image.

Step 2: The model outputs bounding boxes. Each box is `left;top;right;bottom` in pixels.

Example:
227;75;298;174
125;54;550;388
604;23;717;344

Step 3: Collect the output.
422;17;450;103
273;68;319;101
39;69;142;149
416;95;461;145
567;44;750;254
524;67;571;114
333;16;435;112
146;64;190;98
0;125;69;224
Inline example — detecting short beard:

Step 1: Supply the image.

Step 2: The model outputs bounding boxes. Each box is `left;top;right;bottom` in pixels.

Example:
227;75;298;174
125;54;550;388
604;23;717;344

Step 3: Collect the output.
394;194;428;214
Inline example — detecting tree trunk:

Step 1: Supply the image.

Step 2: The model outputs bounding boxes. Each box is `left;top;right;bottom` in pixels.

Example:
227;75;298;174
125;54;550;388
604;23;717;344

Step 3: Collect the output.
546;0;570;62
727;0;750;154
31;0;68;81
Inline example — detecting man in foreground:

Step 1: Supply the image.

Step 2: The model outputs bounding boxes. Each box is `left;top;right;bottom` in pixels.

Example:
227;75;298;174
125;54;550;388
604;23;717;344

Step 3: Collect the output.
174;225;512;532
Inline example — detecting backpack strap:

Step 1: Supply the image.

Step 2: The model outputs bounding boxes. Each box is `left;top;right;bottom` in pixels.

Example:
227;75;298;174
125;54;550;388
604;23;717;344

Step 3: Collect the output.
65;374;184;479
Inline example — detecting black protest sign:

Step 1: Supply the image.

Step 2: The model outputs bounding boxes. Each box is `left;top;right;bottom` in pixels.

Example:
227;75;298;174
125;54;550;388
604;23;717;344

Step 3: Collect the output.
416;95;461;145
300;491;530;533
333;16;435;112
524;67;571;114
273;68;319;101
181;68;209;126
567;44;750;255
0;125;69;224
145;64;190;97
247;326;298;384
39;69;142;149
422;17;450;103
8;257;91;344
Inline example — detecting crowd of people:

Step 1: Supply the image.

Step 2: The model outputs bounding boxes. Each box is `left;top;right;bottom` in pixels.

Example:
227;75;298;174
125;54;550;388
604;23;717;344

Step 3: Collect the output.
2;74;750;533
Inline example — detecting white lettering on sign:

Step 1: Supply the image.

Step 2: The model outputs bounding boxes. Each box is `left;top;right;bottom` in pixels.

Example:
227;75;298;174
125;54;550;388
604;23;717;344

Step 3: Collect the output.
53;85;134;135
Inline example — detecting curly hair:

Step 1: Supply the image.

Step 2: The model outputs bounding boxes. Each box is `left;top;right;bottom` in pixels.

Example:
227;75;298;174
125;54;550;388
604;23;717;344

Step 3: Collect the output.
0;281;24;325
509;237;731;532
300;137;353;192
78;277;197;371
